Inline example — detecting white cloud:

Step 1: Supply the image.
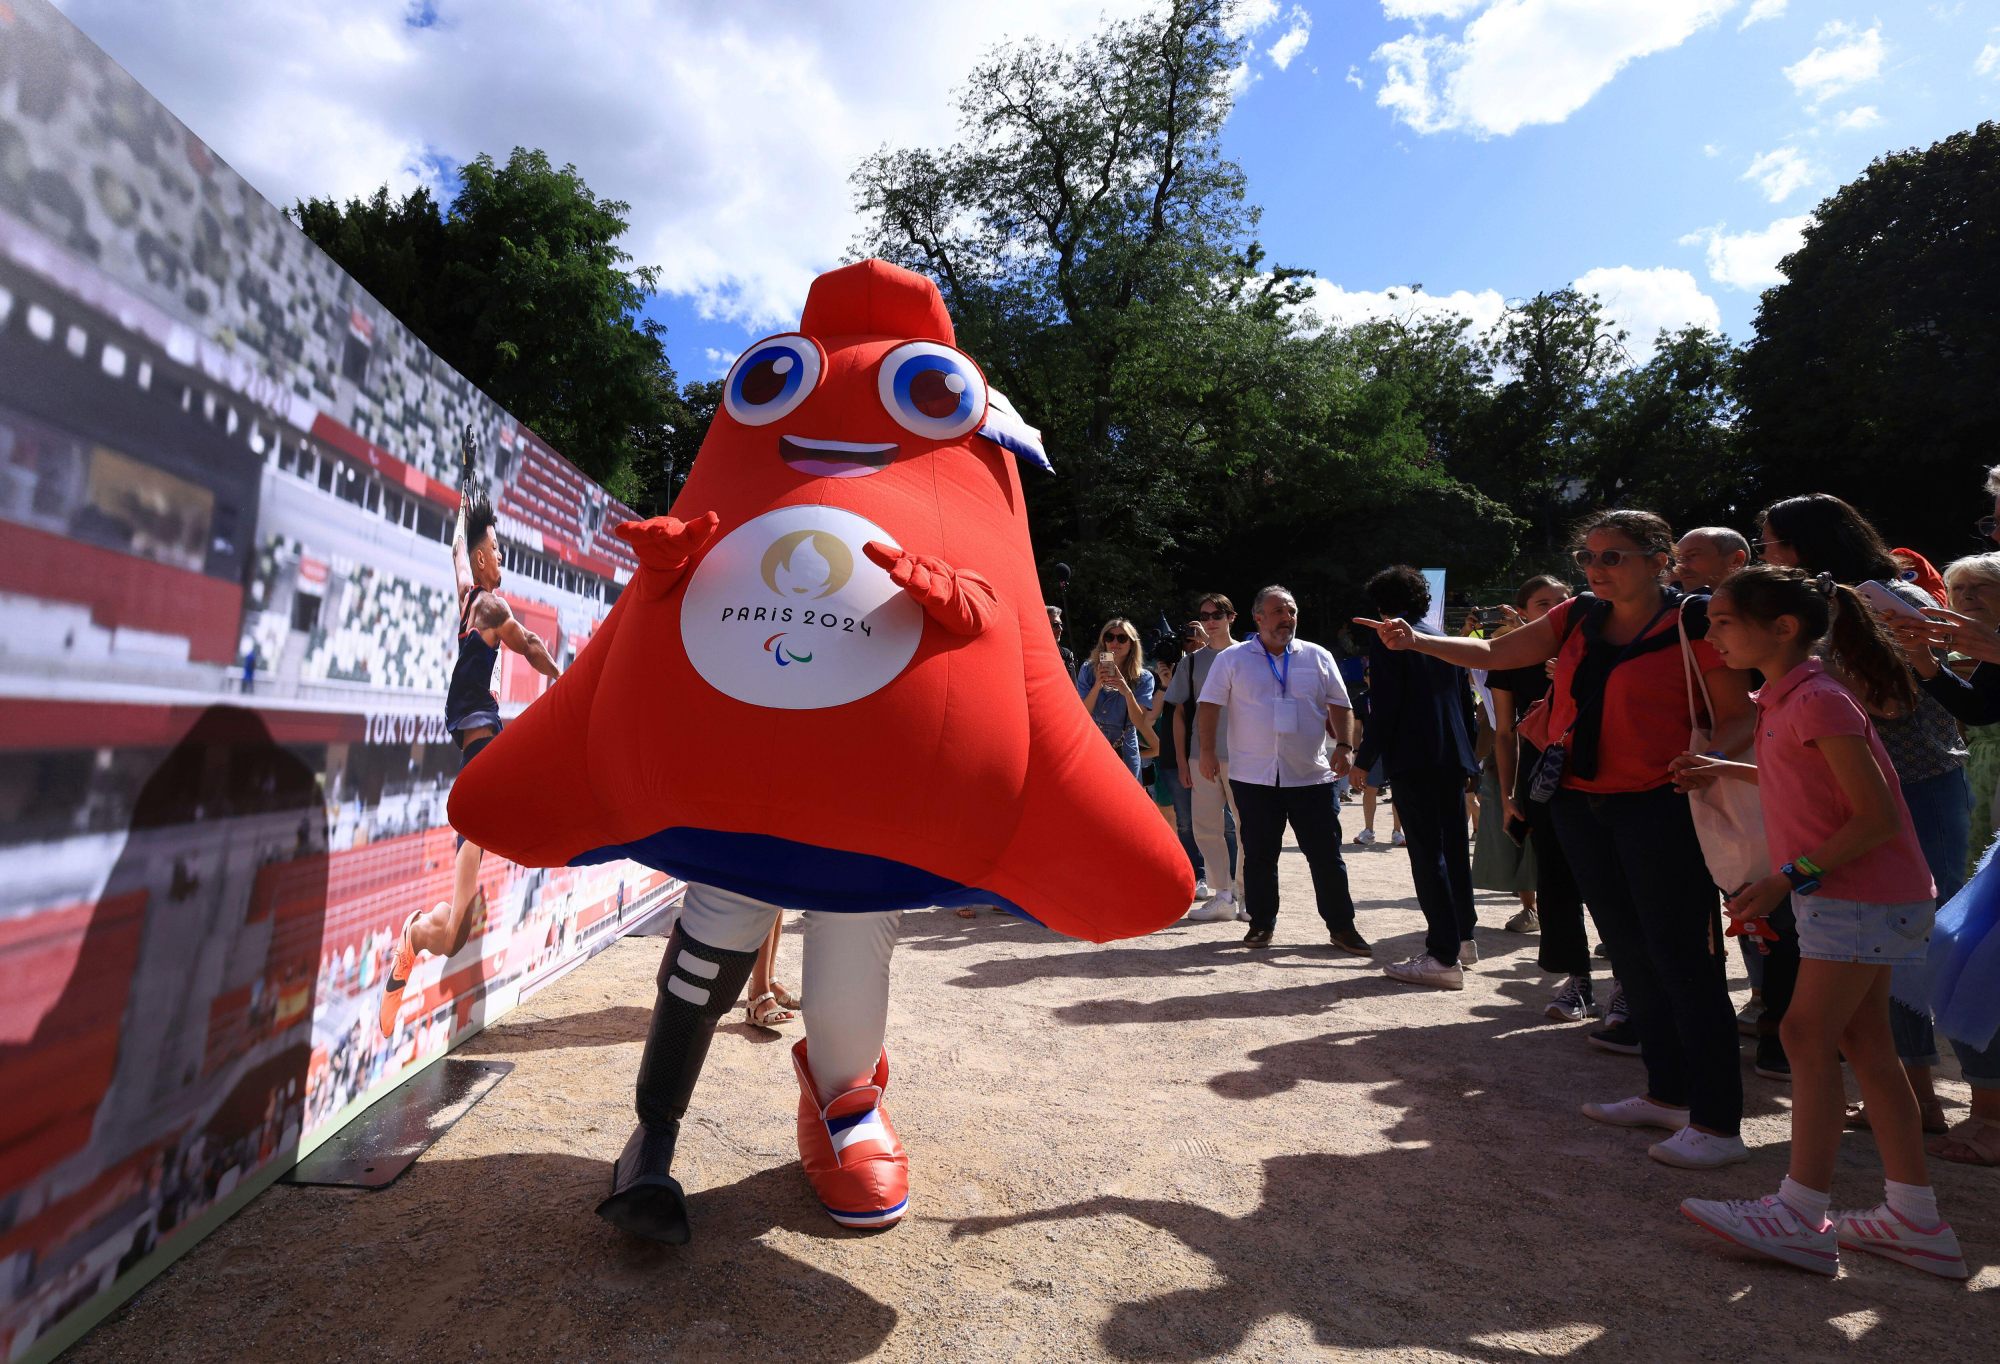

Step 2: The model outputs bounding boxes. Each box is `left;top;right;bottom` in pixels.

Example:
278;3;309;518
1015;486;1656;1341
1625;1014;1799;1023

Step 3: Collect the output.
1381;0;1486;18
1783;21;1885;106
1832;104;1882;129
51;0;1160;333
1572;265;1721;358
1741;146;1816;202
1268;7;1311;70
1226;60;1260;97
1371;1;1735;137
1224;0;1281;39
1299;268;1719;364
1977;43;2000;78
1738;0;1786;29
1702;142;1723;156
1680;215;1811;290
703;347;740;376
1345;63;1366;90
1299;280;1510;338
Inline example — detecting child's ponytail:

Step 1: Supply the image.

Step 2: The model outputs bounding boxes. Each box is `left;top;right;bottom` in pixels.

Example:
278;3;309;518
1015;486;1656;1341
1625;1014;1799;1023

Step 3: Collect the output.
1825;580;1919;717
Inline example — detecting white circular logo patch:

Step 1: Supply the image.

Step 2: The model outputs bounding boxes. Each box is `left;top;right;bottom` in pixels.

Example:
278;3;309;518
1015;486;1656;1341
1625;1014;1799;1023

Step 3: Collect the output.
680;505;923;709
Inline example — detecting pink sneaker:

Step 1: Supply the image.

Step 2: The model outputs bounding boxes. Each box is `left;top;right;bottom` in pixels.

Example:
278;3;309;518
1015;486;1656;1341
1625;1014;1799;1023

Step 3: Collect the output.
1681;1195;1837;1275
1834;1203;1968;1280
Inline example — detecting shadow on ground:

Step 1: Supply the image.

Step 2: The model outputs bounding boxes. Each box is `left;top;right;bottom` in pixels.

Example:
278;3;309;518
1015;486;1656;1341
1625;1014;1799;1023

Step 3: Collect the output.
74;1152;896;1363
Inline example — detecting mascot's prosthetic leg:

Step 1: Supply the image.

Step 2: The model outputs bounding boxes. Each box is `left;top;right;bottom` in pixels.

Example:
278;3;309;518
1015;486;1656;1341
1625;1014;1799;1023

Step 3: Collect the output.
449;259;1194;1243
597;917;761;1242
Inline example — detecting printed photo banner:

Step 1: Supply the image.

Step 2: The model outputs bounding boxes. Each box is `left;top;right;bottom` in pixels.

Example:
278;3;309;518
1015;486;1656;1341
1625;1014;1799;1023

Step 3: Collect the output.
0;5;678;1359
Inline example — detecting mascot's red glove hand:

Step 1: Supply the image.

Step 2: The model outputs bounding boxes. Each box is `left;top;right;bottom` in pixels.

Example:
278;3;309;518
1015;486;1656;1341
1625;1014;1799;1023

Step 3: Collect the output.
615;513;719;598
863;541;996;638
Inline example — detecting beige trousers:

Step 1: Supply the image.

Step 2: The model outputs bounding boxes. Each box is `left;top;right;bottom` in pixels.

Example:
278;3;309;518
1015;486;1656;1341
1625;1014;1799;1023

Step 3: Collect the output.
1189;760;1238;896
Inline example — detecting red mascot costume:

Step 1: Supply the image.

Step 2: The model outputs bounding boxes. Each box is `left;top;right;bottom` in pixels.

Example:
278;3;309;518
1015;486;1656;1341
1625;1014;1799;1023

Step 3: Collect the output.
450;259;1191;1241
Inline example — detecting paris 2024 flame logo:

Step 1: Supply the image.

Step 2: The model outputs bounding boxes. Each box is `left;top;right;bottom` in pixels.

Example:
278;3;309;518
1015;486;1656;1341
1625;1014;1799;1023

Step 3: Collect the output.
680;506;923;708
761;531;856;665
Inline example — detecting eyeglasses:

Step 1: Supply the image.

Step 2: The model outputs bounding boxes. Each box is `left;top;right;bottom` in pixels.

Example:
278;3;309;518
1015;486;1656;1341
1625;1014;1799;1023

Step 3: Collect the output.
1978;517;1997;539
1197;609;1229;620
1571;548;1654;569
1752;538;1786;555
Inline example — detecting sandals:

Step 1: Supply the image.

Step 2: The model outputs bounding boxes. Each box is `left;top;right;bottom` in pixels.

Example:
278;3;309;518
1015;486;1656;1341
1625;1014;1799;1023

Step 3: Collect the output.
1928;1117;2000;1167
745;991;796;1033
771;983;803;1011
1845;1098;1949;1135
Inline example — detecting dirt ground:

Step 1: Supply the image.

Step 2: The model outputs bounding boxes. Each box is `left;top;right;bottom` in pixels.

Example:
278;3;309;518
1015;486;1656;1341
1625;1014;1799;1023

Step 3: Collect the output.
73;829;1995;1362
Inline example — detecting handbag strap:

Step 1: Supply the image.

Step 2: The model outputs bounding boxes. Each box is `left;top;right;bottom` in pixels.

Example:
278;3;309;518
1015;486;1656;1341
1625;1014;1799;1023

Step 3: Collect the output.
1679;597;1715;736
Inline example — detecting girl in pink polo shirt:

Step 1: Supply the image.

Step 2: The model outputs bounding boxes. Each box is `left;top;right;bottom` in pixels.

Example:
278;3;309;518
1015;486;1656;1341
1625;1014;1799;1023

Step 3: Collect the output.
1670;565;1966;1280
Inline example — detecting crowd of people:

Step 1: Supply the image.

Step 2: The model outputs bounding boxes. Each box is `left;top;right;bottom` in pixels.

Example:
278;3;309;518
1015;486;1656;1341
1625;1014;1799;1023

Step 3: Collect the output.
1054;474;2000;1284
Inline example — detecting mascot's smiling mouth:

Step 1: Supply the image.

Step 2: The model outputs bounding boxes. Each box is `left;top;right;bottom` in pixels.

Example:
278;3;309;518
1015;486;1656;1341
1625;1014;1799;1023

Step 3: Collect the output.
779;435;898;478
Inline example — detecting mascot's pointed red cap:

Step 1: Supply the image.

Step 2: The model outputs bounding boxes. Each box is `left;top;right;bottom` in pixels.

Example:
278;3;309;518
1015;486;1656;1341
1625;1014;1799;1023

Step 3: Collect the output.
801;259;955;345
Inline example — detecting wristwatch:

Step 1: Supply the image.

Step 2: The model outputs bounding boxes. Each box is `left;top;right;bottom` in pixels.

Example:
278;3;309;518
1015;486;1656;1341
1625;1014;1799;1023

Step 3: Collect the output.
1779;861;1822;896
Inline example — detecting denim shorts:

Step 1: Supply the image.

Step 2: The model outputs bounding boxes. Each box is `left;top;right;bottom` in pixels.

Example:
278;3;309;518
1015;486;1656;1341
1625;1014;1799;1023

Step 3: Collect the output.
1793;895;1934;967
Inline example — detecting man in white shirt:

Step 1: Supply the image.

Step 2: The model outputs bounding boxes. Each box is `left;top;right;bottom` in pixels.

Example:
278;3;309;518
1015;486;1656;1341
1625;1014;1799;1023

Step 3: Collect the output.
1168;592;1241;923
1197;586;1369;953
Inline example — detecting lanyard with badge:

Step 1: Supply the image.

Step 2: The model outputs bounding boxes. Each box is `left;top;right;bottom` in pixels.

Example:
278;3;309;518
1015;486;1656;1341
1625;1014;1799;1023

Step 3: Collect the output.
1263;642;1304;733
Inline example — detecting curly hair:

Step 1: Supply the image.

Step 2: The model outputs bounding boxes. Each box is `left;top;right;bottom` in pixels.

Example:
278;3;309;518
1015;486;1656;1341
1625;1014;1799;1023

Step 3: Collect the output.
1364;565;1431;621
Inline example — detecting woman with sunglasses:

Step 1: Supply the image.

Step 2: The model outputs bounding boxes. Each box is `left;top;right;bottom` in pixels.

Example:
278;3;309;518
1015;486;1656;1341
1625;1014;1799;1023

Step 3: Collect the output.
1077;618;1157;781
1357;509;1756;1169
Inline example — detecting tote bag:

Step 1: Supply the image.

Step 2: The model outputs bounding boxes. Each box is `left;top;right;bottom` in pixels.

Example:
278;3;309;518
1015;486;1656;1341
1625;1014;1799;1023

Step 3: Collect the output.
1680;604;1767;893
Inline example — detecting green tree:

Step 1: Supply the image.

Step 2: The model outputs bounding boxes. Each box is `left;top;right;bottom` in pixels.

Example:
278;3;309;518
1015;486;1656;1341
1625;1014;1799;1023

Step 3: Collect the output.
1738;121;2000;554
1590;327;1745;530
1482;288;1628;551
856;0;1517;626
292;148;675;499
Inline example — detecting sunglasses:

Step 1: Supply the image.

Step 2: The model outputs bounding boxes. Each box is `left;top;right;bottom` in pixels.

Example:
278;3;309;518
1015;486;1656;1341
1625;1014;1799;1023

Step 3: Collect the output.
1751;538;1786;555
1196;609;1230;620
1978;516;1997;539
1571;547;1656;569
1102;634;1131;644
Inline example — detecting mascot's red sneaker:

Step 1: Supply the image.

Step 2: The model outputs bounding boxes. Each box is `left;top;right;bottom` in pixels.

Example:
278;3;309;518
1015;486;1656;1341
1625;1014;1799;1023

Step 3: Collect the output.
792;1039;908;1229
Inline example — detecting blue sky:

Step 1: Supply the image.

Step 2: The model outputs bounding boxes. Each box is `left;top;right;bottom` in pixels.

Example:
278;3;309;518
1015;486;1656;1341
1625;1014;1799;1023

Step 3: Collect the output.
52;0;2000;383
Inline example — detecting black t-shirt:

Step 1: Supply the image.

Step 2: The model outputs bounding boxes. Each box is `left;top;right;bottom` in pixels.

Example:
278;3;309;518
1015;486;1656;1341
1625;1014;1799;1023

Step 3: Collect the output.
1487;663;1550;711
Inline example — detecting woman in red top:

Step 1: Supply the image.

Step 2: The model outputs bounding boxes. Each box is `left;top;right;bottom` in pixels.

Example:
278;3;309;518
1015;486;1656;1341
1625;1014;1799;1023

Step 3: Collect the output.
1358;510;1756;1168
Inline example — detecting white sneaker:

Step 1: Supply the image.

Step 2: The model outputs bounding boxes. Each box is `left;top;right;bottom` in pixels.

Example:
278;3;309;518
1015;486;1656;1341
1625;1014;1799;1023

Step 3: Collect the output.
1194;879;1215;900
1680;1195;1837;1276
1184;897;1235;923
1834;1203;1969;1280
1649;1127;1749;1169
1458;939;1479;966
1352;829;1377;846
1390;830;1407;848
1383;954;1464;990
1581;1095;1688;1130
1504;906;1540;934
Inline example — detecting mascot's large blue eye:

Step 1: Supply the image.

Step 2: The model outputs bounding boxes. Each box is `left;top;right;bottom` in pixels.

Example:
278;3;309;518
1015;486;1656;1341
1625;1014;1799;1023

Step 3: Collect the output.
724;334;823;427
877;341;986;441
